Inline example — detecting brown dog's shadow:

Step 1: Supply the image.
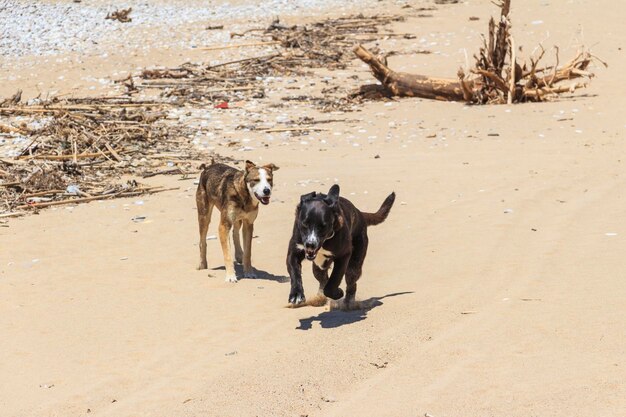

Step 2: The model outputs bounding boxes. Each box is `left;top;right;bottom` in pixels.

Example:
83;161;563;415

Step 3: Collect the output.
296;291;414;330
210;265;289;283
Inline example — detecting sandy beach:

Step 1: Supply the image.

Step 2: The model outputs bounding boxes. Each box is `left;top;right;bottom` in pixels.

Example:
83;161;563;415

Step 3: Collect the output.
1;0;625;416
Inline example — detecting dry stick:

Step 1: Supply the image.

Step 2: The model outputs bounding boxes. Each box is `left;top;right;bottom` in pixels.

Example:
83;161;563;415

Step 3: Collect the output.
104;142;123;162
198;41;281;51
95;146;114;162
207;53;281;70
508;36;516;104
474;69;509;93
142;168;184;178
18;148;130;161
0;158;27;166
16;187;180;209
16;192;124;209
549;46;560;87
139;84;259;95
523;82;585;98
72;139;78;164
1;181;21;187
0;212;26;219
21;189;65;198
257;126;329;133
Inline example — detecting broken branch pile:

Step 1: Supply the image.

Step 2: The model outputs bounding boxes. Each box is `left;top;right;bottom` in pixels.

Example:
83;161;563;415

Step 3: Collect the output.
128;14;413;109
1;12;424;216
355;0;605;104
0;94;211;214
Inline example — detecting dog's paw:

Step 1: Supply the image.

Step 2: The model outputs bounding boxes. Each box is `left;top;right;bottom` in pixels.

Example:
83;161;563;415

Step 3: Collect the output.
323;286;344;300
288;291;306;305
197;261;208;270
225;274;238;283
243;270;257;279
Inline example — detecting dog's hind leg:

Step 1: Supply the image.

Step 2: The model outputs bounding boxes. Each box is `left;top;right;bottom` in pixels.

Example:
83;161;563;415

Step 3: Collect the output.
345;232;369;305
219;215;237;283
232;219;243;264
242;221;256;278
197;189;213;270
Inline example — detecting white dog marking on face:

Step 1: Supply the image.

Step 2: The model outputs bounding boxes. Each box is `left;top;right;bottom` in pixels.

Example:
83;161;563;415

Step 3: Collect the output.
304;229;319;248
251;168;271;198
296;243;305;250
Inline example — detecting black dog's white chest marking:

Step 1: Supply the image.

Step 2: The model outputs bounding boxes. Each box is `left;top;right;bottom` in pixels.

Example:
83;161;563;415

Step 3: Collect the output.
295;244;334;269
313;248;333;269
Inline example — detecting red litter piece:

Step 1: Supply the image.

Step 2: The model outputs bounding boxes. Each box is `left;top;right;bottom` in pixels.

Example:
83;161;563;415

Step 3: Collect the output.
214;101;229;109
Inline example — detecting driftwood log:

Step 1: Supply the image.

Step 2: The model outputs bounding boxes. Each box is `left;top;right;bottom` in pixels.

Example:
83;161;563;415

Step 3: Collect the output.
355;0;604;104
353;45;473;101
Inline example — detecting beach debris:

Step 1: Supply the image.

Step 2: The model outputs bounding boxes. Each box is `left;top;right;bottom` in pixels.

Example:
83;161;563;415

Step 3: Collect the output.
355;0;606;104
131;13;418;112
1;12;422;217
0;92;225;215
106;8;132;23
370;361;388;369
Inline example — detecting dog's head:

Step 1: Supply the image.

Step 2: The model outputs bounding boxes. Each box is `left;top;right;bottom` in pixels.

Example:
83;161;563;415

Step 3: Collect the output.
297;184;344;260
245;160;279;205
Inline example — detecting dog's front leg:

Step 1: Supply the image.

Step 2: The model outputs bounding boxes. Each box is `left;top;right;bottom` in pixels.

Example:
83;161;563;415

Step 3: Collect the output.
219;217;237;283
232;220;243;264
287;248;306;305
312;264;329;296
242;220;256;278
323;255;348;300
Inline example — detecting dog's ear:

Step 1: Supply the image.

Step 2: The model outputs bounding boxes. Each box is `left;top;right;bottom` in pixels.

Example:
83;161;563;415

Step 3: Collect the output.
245;160;256;172
300;192;316;204
263;163;279;172
325;184;340;206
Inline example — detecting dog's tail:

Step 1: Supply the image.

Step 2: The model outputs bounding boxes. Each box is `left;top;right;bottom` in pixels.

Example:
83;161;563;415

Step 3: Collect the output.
199;156;217;171
362;192;396;226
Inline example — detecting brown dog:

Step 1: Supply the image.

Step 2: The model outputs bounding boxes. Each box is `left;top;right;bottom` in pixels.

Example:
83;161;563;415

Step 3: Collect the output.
196;159;279;282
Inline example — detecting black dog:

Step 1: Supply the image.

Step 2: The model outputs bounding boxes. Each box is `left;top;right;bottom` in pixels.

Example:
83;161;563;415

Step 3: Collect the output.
286;184;395;305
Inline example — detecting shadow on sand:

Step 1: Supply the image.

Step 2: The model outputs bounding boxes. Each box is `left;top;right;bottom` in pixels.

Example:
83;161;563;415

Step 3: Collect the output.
210;265;289;283
296;291;414;330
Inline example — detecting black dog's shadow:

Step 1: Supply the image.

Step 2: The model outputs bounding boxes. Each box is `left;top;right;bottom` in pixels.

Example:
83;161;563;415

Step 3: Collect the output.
296;291;413;330
210;265;289;283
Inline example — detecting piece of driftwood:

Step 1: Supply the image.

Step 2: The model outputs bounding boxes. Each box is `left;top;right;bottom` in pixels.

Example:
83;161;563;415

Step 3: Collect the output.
16;186;179;209
355;0;604;104
199;41;281;51
353;45;471;101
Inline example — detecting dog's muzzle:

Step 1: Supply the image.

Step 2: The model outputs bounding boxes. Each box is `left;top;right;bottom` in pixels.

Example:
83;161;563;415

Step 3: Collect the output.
255;192;271;205
304;241;319;260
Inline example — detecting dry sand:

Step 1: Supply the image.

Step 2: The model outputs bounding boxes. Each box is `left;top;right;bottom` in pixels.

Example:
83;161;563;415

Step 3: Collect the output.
1;0;625;416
